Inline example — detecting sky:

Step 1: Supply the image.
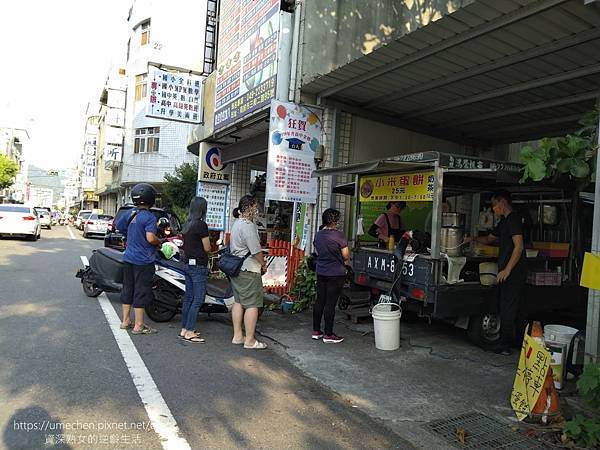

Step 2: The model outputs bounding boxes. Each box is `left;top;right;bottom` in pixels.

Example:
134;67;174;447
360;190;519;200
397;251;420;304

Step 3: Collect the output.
0;0;131;170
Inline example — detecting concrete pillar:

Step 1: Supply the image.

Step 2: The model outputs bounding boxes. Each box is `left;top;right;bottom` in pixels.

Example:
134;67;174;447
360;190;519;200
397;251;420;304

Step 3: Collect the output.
584;113;600;364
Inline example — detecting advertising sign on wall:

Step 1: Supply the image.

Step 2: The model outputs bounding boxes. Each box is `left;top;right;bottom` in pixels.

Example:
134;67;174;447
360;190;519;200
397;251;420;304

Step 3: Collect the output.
196;182;228;231
146;66;203;124
214;0;280;131
198;143;231;184
265;100;320;204
358;171;435;203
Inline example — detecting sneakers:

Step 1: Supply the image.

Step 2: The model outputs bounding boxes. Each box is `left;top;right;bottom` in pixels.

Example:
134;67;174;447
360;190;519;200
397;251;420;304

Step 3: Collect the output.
323;334;344;344
312;331;324;340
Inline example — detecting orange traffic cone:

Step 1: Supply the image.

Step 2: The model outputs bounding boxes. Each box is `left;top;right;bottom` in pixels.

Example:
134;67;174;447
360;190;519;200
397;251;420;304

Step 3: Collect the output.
528;321;561;424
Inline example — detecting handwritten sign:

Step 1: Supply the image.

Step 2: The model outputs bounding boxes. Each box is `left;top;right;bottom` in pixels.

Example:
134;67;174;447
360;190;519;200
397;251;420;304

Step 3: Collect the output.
359;171;435;203
511;328;551;421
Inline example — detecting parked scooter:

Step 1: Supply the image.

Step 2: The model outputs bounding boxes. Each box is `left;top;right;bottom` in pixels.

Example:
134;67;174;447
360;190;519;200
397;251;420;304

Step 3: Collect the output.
75;246;235;322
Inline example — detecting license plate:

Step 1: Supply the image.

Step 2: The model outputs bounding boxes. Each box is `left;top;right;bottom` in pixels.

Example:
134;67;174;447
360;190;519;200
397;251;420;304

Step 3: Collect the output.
366;253;396;277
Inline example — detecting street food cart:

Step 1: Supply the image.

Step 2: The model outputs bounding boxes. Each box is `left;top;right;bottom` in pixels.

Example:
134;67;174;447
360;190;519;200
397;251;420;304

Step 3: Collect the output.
314;151;587;347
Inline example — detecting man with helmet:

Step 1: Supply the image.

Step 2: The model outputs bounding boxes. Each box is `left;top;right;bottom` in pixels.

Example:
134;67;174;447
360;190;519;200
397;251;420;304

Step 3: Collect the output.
116;183;162;334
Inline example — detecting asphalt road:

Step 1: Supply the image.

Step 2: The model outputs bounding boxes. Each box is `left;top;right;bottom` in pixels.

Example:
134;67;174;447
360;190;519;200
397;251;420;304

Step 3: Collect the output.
0;226;412;450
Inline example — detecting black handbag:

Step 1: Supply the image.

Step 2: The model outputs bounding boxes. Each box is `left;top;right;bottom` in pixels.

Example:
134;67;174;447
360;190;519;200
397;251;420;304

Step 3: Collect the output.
217;247;251;277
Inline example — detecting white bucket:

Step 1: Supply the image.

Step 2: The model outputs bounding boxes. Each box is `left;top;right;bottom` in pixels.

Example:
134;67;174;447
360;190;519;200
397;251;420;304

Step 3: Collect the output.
544;324;578;349
371;303;402;350
544;325;578;390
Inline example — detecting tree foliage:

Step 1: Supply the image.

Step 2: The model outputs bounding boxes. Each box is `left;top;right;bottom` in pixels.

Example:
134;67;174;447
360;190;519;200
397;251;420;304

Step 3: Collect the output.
520;104;599;187
162;161;198;221
0;154;19;190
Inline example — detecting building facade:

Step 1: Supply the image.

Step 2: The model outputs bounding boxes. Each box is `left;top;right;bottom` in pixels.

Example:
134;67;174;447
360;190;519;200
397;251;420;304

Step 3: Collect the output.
0;127;29;203
118;0;206;206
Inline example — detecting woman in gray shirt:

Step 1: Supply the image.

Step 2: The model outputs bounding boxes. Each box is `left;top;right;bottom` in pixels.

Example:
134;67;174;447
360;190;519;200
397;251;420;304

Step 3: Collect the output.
230;195;268;349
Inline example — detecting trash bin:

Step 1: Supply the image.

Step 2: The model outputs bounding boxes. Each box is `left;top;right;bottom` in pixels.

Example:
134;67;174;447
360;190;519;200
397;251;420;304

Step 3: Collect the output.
544;324;578;390
371;303;402;350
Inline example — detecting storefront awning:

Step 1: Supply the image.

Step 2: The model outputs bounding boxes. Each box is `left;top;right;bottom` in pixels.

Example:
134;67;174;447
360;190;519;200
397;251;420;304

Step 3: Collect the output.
303;0;600;145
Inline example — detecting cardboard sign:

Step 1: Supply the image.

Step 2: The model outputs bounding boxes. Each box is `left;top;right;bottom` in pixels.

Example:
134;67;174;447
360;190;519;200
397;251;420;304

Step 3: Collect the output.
511;327;551;421
580;252;600;291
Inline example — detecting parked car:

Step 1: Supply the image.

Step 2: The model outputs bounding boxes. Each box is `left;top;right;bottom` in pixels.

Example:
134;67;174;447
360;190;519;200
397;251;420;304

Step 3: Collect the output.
104;204;182;251
34;207;52;229
0;204;42;241
83;213;113;239
75;210;92;230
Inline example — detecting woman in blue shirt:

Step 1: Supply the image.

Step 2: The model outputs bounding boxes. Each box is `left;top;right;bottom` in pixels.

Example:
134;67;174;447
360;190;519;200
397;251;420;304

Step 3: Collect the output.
312;208;350;344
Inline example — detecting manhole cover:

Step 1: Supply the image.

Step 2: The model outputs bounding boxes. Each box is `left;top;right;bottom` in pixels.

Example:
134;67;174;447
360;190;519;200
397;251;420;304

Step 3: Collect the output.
425;412;543;449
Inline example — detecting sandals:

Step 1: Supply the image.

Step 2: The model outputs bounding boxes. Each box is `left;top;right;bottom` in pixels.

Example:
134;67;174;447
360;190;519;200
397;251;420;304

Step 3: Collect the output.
244;340;267;350
120;322;133;330
231;337;245;345
131;325;158;335
183;335;205;344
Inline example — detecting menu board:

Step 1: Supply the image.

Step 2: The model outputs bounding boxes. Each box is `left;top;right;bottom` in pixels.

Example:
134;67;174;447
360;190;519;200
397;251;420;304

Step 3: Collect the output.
196;182;228;231
214;0;280;130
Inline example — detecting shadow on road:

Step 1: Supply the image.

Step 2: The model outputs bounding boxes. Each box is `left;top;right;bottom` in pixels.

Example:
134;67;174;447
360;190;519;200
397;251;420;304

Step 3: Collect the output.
3;406;72;450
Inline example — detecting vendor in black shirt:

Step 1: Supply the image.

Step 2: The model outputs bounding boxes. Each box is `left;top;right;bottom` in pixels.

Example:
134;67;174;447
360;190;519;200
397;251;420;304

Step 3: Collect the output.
467;190;527;355
179;197;211;343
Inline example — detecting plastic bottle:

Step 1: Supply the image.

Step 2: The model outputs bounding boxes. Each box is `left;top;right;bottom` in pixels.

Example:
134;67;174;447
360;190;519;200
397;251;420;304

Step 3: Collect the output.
388;234;395;251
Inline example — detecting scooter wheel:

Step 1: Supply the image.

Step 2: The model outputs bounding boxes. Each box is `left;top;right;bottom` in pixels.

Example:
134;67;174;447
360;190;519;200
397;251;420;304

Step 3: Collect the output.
145;302;176;322
338;295;350;310
82;277;102;297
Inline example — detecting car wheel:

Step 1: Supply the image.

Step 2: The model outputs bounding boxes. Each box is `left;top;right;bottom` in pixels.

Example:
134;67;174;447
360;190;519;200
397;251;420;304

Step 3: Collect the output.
83;231;88;238
48;225;51;230
467;314;501;347
27;234;37;241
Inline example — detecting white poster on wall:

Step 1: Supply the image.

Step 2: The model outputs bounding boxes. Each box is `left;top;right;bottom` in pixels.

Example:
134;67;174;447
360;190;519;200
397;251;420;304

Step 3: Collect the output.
196;182;228;231
146;66;203;123
104;145;122;162
265;100;321;204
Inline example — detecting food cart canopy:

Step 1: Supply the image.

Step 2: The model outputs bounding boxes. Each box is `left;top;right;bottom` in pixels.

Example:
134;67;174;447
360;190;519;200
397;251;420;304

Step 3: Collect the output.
303;0;600;146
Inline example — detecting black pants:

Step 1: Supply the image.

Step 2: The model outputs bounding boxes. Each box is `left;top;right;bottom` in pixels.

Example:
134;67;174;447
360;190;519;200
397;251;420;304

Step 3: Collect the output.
121;262;155;308
314;275;345;335
498;269;527;349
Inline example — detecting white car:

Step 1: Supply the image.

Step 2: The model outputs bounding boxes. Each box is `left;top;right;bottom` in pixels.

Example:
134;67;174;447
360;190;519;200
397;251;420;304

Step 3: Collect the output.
75;210;92;230
34;207;52;229
83;213;113;238
0;204;42;241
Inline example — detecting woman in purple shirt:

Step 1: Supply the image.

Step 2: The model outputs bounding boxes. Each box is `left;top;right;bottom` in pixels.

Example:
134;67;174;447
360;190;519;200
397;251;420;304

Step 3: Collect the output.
312;208;350;343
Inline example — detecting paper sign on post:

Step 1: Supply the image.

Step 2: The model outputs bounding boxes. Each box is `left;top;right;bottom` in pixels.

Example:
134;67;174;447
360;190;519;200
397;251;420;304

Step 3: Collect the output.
580;252;600;291
511;327;551;421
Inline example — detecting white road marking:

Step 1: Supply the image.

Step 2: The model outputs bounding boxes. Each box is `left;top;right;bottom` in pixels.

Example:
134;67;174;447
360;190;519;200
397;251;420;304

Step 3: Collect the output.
96;291;191;450
80;255;89;267
67;225;76;240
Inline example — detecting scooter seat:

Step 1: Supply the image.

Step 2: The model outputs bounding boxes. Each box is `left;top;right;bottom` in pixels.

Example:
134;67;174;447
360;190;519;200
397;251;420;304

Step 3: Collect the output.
206;278;232;298
156;258;186;275
96;247;125;264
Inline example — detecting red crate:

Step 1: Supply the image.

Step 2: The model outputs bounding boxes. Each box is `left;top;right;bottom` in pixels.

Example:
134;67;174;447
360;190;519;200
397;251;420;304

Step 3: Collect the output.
527;271;562;286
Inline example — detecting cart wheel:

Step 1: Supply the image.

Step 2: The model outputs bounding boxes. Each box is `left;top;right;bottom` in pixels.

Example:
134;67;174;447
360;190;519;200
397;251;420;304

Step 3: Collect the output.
467;314;501;347
338;295;350;311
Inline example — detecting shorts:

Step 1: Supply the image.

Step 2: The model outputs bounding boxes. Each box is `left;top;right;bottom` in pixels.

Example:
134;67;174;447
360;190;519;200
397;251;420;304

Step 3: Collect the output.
230;270;263;309
121;262;155;308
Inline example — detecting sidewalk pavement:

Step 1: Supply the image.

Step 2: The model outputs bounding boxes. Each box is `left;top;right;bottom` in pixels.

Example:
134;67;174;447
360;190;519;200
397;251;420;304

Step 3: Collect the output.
258;309;521;449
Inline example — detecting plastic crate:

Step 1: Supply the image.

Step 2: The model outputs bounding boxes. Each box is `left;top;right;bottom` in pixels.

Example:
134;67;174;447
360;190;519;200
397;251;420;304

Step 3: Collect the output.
527;271;562;286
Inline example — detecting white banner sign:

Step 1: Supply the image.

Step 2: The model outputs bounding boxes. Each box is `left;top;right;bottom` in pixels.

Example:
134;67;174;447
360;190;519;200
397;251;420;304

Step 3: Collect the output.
103;145;122;162
146;66;202;123
198;143;231;184
265;100;320;203
196;182;228;231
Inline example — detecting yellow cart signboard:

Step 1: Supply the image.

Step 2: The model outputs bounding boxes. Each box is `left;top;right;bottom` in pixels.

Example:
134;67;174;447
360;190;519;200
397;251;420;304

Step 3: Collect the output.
359;171;435;202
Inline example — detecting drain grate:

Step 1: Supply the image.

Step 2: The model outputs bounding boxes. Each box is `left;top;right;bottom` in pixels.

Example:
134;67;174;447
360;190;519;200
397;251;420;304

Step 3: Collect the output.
425;412;543;449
